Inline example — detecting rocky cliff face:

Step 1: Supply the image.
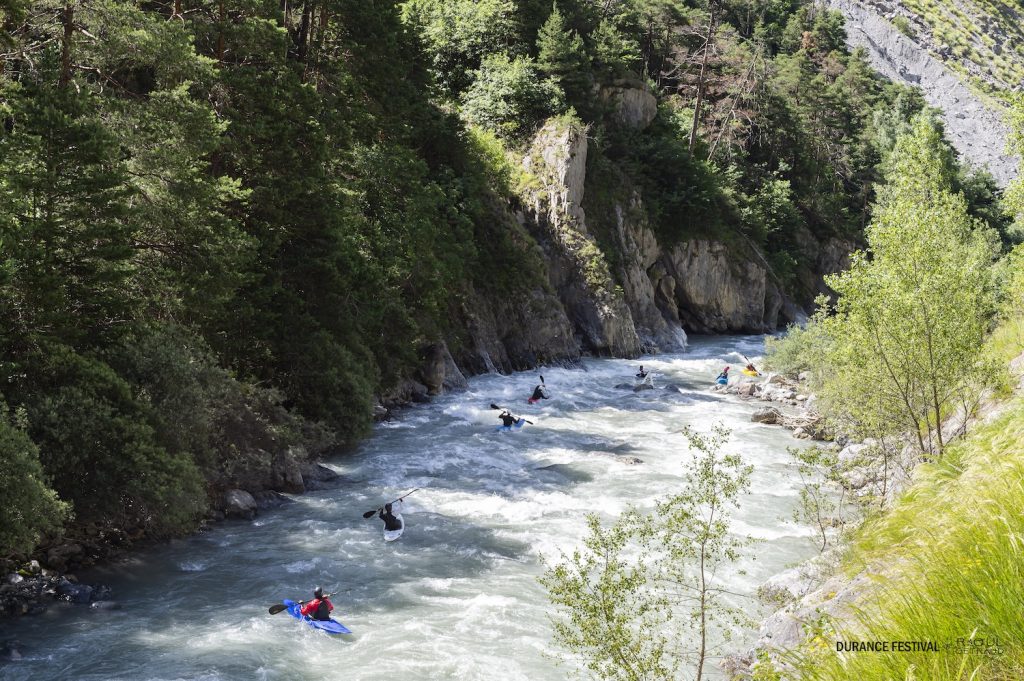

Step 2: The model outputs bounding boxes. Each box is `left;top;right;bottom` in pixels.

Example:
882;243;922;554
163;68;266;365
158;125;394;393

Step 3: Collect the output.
827;0;1019;186
406;88;848;402
517;114;799;350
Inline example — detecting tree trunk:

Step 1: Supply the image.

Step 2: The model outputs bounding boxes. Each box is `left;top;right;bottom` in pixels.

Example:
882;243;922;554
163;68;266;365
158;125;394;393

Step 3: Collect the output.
59;3;74;89
216;0;225;62
696;539;707;681
296;0;312;63
689;2;717;153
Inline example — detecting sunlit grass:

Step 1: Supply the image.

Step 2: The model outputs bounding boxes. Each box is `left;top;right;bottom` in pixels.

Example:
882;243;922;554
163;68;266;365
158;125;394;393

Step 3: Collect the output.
787;397;1024;679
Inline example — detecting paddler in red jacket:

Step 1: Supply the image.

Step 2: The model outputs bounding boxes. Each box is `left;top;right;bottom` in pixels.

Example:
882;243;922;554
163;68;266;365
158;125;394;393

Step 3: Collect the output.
299;586;334;621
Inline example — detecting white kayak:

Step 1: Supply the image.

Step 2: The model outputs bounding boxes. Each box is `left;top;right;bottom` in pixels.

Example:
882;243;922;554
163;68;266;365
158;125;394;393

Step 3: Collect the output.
384;515;405;542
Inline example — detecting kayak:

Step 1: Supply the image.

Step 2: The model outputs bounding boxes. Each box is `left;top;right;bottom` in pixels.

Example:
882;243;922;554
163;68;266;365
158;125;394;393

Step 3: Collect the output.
715;377;728;385
283;599;352;635
741;369;760;377
384;514;405;542
495;419;526;432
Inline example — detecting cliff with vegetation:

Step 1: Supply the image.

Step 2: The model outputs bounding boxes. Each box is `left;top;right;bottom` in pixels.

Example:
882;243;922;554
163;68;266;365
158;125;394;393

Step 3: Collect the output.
826;0;1021;185
1;0;1018;578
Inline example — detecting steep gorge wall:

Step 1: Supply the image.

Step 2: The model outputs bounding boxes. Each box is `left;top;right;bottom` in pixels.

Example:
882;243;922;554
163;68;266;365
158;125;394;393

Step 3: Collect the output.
397;88;860;402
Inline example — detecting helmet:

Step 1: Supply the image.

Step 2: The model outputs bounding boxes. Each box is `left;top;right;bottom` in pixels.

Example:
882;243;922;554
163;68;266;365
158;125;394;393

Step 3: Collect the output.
314;586;323;599
724;366;730;371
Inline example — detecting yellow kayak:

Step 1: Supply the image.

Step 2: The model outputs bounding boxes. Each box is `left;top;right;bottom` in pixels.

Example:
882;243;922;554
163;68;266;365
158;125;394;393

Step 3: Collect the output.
741;368;760;377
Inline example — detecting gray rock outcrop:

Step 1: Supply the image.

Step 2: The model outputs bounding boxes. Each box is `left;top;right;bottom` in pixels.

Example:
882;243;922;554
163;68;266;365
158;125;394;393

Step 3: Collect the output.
827;0;1019;186
664;240;787;332
223;489;258;520
521;119;643;356
600;82;658;130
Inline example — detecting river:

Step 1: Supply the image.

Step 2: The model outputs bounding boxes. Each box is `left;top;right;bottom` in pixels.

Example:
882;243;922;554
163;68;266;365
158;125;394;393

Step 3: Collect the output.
0;335;817;680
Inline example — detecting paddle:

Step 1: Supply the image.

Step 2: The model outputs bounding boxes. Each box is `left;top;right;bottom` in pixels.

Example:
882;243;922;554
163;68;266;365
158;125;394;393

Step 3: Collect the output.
489;403;534;425
269;591;337;615
361;488;420;519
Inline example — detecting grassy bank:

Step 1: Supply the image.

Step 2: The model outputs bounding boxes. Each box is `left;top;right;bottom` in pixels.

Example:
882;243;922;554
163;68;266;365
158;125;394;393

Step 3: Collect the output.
790;393;1024;679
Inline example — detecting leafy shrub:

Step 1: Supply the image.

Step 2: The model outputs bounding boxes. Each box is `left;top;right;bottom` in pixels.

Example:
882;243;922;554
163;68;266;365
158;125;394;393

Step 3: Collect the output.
460;54;566;141
891;15;915;38
20;344;206;536
0;405;70;557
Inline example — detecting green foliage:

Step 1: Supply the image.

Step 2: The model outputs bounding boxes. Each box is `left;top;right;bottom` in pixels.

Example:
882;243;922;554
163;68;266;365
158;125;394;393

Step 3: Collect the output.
815;115;997;453
460;53;566;141
9;343;204;535
739;174;800;245
1;0;562;550
541;510;675;681
790;398;1024;680
1005;94;1024;238
541;424;752;681
0;404;69;557
592;19;642;78
789;445;852;551
401;0;523;93
536;2;591;106
764;314;829;378
891;15;915;38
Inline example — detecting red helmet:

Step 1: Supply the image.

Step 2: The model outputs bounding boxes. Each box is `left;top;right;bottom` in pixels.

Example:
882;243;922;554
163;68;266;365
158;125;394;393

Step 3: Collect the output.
724;366;730;371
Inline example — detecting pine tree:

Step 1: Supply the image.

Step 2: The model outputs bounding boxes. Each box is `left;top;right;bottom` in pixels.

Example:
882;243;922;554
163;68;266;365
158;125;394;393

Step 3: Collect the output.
536;2;589;105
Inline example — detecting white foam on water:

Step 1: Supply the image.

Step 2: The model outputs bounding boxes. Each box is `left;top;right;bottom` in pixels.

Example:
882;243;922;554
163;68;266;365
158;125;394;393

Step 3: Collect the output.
0;336;826;681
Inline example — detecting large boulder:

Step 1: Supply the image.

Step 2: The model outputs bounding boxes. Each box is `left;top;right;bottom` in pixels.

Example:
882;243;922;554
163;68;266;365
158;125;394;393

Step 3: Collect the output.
270;447;305;494
419;342;468;395
752;407;782;424
600;83;658;130
302;463;342;491
56;579;93;604
252;490;290;510
223;489;258;520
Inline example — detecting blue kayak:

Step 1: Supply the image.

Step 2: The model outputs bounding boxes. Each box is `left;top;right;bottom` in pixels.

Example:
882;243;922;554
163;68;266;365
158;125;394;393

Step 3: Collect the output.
715;377;728;385
495;419;526;432
283;599;352;635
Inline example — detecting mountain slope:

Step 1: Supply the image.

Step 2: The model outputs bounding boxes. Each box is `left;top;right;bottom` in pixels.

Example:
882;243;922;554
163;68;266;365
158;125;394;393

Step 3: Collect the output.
827;0;1020;185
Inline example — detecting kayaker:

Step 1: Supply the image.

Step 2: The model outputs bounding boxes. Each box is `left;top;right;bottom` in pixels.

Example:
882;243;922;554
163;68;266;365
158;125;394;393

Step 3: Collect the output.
499;410;520;428
745;361;759;375
636;365;648;379
299;586;334;621
379;501;403;532
528;375;549;404
716;366;730;384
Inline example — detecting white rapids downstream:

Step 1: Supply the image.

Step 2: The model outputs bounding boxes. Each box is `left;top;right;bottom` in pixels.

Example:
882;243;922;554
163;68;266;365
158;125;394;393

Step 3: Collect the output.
0;335;820;680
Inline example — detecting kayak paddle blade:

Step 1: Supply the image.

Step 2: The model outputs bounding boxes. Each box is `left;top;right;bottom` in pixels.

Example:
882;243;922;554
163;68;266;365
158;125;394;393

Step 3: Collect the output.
269;603;289;615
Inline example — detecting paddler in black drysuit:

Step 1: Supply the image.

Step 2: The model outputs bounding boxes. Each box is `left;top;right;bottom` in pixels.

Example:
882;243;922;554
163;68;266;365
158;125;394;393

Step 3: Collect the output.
499;410;521;428
379;501;403;532
636;365;648;379
528;375;549;404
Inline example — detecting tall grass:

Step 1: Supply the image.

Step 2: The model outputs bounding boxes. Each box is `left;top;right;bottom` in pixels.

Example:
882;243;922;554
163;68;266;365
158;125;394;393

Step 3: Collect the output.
788;400;1024;680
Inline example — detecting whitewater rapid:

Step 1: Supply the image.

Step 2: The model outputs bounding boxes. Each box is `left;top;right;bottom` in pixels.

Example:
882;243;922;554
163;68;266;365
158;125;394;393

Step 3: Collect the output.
0;336;818;680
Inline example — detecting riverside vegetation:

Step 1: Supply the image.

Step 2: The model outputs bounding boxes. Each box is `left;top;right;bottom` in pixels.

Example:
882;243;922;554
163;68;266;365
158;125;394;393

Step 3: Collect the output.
0;0;1021;646
538;55;1024;681
752;105;1024;678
